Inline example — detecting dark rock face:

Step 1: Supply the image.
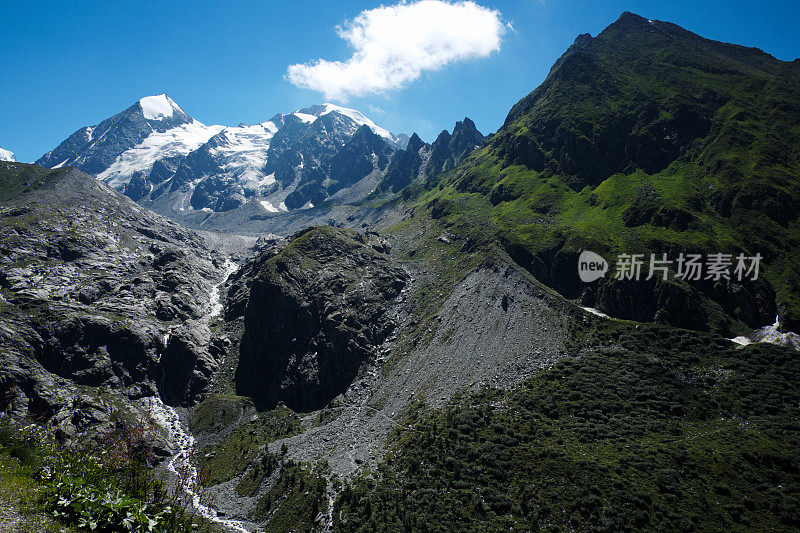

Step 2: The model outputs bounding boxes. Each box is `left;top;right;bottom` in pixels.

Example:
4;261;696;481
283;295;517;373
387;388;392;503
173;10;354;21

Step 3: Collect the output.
426;118;485;180
263;115;310;184
327;125;394;194
593;276;777;334
236;227;408;411
28;310;159;390
595;278;708;330
378;118;484;194
378;133;428;193
159;321;228;405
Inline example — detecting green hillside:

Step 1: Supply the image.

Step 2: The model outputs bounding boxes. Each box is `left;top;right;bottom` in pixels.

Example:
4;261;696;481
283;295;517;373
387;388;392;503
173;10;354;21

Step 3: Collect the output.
335;324;800;531
404;12;800;335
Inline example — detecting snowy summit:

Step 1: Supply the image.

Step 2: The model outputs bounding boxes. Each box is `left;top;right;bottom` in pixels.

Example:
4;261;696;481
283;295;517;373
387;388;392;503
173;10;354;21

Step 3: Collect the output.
0;147;15;162
139;93;183;121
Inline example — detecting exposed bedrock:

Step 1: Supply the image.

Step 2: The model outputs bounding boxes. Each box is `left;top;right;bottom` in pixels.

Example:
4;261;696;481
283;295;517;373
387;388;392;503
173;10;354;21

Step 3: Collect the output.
236;226;408;411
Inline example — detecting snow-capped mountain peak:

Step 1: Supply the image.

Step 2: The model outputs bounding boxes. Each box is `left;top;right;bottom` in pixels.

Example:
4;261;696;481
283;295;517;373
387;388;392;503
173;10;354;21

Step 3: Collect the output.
289;103;395;142
0;147;15;162
321;103;394;141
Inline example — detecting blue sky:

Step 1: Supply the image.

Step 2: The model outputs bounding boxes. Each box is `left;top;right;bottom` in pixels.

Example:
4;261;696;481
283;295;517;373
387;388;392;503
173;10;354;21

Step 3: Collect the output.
1;0;798;163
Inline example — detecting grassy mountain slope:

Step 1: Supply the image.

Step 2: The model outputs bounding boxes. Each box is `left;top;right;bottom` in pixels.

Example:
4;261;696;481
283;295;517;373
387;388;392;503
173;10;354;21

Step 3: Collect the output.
0;161;69;201
408;12;800;334
334;323;800;531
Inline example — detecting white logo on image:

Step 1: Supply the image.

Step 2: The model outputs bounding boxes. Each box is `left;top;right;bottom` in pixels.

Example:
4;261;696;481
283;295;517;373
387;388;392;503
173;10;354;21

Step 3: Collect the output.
578;250;608;283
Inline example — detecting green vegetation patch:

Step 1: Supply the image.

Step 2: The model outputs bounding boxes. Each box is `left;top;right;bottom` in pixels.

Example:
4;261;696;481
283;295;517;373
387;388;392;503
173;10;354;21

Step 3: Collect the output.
249;460;328;533
393;18;800;331
196;404;303;487
190;394;253;435
0;162;67;201
335;324;800;531
0;419;213;533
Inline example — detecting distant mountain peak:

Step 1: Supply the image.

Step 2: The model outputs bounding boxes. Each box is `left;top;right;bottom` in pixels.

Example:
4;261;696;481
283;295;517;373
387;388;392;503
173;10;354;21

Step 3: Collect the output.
406;132;425;151
292;103;395;141
376;118;484;194
0;147;15;162
610;11;659;30
453;117;480;135
617;11;647;22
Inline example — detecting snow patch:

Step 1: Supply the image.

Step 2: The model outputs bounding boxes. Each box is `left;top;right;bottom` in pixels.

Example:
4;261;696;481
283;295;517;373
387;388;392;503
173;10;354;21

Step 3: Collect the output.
729;315;800;350
581;306;611;318
292;112;317;123
52;159;69;169
259;200;280;213
205;123;278;185
261;172;276;186
139;93;181;120
321;103;394;140
259;120;279;134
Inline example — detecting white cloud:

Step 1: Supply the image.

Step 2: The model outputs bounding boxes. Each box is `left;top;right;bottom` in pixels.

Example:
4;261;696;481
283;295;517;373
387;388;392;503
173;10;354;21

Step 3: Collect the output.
286;1;505;101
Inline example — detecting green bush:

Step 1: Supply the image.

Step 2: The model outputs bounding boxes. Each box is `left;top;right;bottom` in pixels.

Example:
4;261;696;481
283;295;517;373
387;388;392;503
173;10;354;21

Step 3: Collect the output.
0;416;211;533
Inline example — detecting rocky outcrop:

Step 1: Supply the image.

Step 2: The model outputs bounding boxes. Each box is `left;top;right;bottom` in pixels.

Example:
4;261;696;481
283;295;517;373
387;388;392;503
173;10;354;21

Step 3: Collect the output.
224;236;285;321
579;272;777;333
236;227;408;411
377;118;484;194
425;117;484;181
0;163;232;440
159;320;229;405
377;133;428;194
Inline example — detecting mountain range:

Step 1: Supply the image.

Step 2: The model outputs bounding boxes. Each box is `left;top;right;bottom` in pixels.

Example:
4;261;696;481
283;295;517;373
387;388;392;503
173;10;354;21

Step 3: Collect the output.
35;95;484;224
2;10;800;533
